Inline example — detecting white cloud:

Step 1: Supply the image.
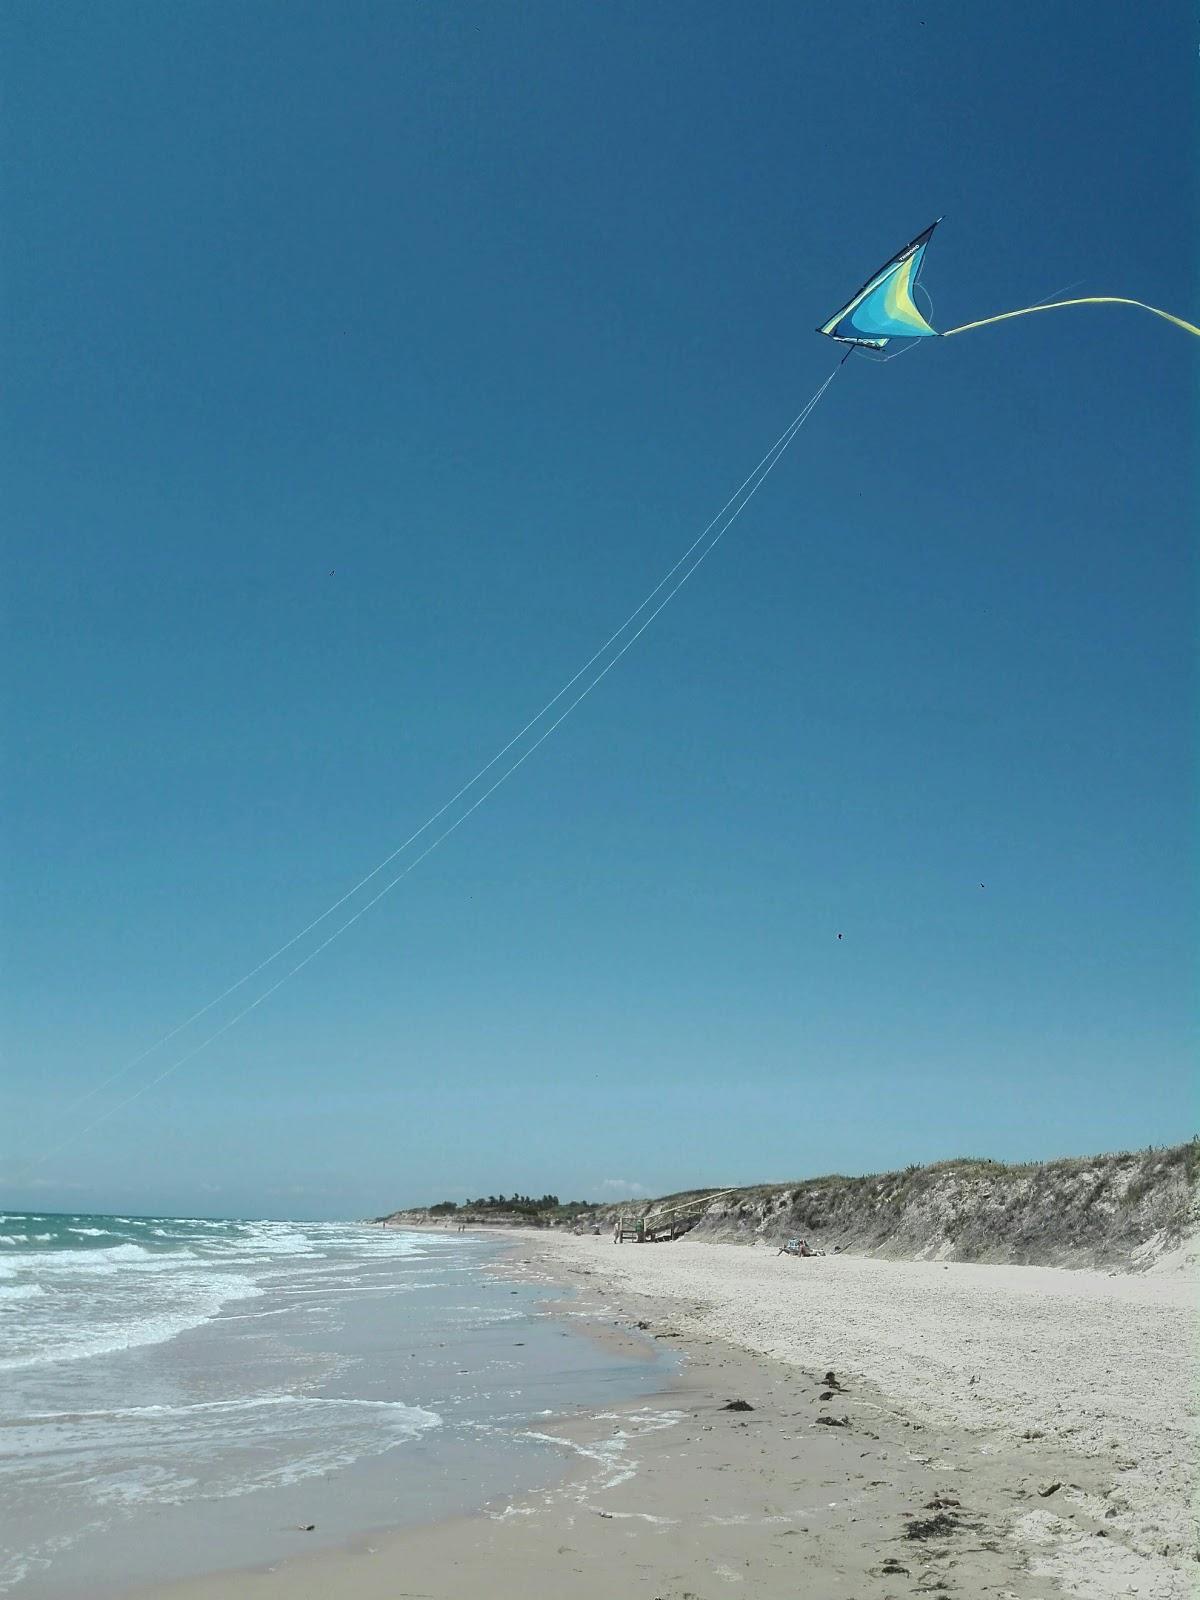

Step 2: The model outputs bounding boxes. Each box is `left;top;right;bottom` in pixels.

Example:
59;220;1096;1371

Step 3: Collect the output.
599;1178;651;1198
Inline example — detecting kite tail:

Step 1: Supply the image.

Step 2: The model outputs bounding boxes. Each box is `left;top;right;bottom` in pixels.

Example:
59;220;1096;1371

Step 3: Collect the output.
942;296;1200;339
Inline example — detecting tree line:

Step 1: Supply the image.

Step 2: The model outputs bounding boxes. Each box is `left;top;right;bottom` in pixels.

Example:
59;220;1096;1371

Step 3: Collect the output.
427;1193;597;1217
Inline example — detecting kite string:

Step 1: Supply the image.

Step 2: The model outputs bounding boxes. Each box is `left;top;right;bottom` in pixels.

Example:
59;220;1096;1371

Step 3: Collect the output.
32;366;840;1170
58;386;835;1121
1027;278;1084;309
943;296;1200;339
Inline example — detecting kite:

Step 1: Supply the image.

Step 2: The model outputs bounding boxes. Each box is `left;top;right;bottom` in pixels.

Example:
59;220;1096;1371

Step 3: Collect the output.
818;221;942;350
40;219;1197;1168
818;219;1200;352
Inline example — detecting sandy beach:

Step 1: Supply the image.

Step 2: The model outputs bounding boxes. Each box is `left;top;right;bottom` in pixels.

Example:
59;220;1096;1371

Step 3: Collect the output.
130;1230;1196;1600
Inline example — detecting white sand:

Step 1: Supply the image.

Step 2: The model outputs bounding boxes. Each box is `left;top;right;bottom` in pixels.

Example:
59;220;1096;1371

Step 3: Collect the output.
524;1233;1198;1595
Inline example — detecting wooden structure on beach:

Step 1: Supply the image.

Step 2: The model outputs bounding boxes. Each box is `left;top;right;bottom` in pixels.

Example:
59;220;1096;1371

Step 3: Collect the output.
615;1187;738;1243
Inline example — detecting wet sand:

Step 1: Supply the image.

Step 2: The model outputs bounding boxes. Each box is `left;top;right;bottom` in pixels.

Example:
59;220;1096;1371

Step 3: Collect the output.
127;1231;1196;1600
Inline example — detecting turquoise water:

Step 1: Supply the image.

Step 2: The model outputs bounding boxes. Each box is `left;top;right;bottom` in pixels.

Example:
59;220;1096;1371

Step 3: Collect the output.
1;1211;338;1370
0;1214;672;1596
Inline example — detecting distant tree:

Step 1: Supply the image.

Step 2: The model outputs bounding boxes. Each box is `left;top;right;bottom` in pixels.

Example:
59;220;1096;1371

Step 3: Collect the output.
429;1201;458;1216
447;1191;580;1216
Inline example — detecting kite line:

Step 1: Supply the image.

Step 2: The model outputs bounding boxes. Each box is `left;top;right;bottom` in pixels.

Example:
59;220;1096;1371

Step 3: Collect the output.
39;365;841;1163
942;296;1200;340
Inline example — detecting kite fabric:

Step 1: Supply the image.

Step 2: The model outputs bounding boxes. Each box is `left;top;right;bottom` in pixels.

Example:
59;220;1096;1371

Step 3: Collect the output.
818;222;1200;350
817;221;941;349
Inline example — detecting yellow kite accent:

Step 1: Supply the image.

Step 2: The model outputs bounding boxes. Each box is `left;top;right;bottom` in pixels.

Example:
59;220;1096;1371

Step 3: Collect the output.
943;296;1200;339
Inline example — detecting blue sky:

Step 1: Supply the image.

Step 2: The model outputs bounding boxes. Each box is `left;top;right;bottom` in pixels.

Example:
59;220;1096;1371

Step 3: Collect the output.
3;1;1195;1219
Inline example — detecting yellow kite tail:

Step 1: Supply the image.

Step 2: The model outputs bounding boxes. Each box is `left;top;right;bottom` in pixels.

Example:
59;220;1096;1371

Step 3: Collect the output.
942;296;1200;340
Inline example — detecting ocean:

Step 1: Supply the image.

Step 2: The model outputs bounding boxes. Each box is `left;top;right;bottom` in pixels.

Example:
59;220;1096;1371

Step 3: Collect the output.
0;1212;672;1596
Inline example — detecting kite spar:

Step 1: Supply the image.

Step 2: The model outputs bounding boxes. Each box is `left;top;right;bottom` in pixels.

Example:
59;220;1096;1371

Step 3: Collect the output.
818;219;1200;351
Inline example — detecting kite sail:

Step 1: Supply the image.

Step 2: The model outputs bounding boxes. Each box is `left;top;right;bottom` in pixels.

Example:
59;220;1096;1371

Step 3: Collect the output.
817;220;941;349
819;220;1200;350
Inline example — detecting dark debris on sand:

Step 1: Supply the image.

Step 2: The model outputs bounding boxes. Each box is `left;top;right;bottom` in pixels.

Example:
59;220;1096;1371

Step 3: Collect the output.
905;1510;961;1540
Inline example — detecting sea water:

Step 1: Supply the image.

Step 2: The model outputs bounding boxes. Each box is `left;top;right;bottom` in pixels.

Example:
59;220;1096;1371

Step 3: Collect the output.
0;1214;670;1596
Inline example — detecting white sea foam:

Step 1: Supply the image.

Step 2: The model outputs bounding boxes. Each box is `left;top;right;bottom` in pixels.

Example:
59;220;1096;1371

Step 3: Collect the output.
4;1394;441;1466
0;1268;262;1371
522;1407;686;1496
1;1219;665;1599
0;1392;442;1589
169;1217;242;1228
233;1223;317;1256
20;1394;442;1424
0;1219;443;1378
8;1243;198;1277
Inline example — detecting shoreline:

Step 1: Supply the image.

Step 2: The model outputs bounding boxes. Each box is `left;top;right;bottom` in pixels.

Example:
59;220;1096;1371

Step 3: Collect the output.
4;1226;667;1600
123;1231;1196;1600
121;1312;689;1600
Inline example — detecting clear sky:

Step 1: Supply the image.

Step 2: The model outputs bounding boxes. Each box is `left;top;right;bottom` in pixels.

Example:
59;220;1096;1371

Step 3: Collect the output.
3;1;1196;1220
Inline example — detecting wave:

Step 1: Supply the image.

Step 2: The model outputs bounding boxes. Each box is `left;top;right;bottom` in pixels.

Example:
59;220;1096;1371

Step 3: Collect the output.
168;1217;247;1229
0;1225;608;1599
0;1391;444;1538
0;1283;45;1302
23;1393;441;1424
230;1223;319;1257
0;1219;474;1377
8;1243;181;1274
0;1270;263;1371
